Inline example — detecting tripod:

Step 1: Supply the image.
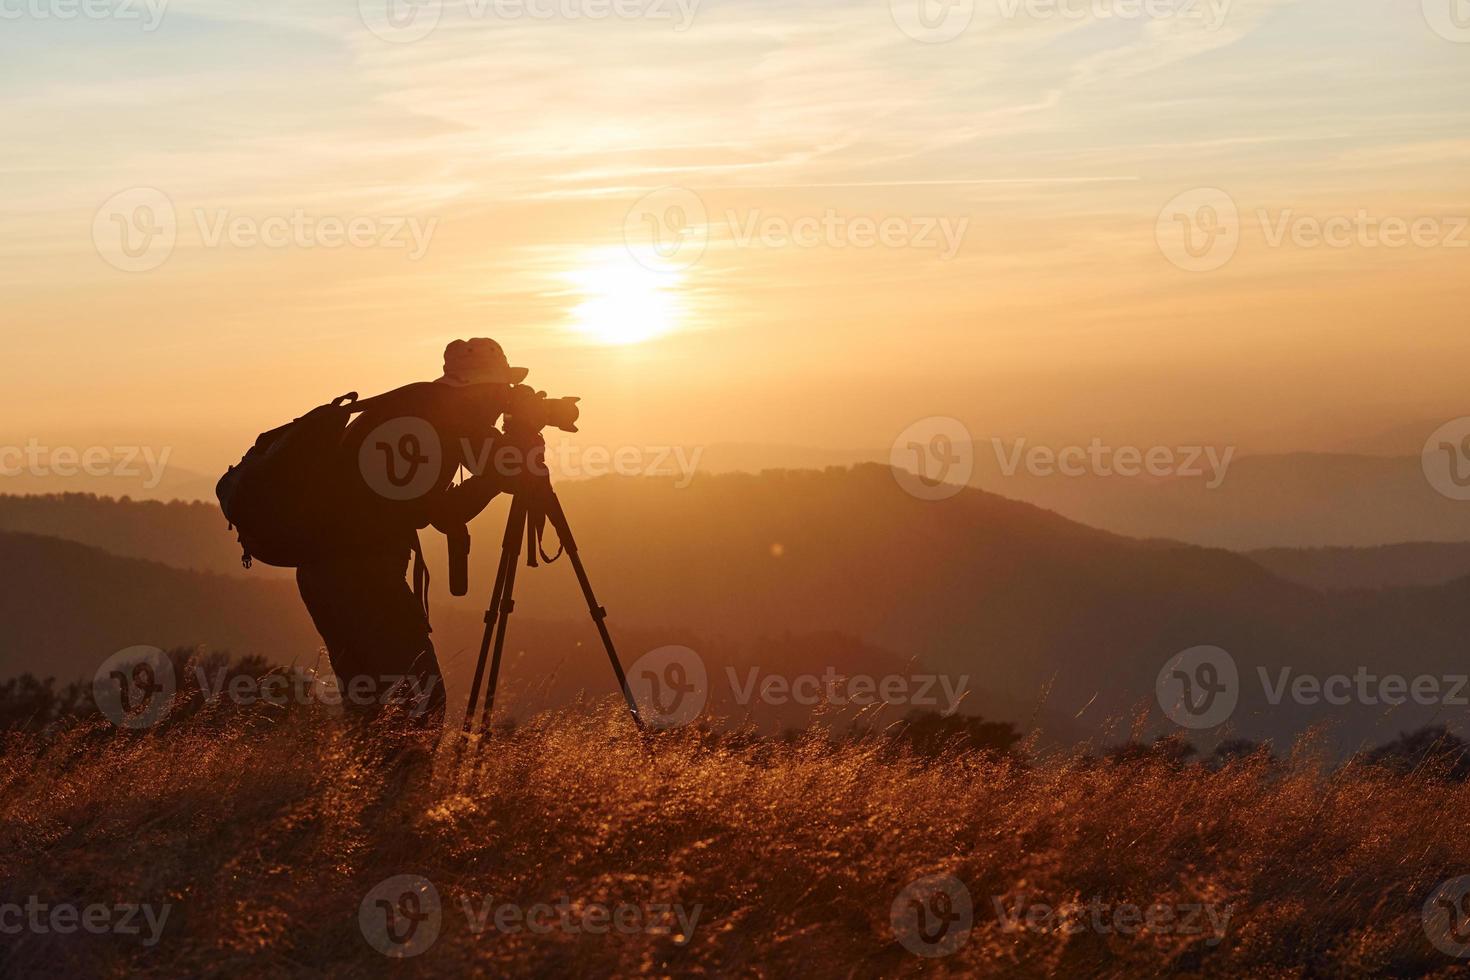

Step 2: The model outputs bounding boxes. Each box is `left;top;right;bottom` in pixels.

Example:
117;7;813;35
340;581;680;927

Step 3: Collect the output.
458;472;645;760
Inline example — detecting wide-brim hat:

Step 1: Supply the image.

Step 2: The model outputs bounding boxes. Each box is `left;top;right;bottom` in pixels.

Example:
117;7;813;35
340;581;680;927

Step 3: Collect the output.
436;338;529;386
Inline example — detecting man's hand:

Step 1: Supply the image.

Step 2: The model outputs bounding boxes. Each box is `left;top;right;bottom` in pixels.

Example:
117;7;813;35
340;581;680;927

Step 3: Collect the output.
495;425;548;486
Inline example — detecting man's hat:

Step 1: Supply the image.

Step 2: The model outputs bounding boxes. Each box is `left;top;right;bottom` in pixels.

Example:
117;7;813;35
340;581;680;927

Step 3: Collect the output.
437;338;529;387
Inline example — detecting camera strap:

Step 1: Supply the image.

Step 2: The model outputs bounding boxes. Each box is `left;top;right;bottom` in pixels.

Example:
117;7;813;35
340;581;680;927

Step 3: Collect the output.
524;505;564;567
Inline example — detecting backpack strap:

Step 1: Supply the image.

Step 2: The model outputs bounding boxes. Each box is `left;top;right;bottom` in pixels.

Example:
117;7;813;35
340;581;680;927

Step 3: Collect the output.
411;531;432;633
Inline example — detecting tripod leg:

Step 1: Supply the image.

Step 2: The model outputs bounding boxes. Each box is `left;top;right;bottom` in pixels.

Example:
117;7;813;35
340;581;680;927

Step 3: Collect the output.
543;491;646;731
460;539;512;741
452;499;526;781
474;495;529;754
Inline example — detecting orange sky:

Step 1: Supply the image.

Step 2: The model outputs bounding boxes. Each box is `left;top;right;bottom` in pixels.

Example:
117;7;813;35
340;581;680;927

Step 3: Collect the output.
3;0;1469;472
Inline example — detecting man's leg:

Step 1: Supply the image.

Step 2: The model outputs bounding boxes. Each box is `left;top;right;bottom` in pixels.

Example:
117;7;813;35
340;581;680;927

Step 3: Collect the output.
296;551;446;730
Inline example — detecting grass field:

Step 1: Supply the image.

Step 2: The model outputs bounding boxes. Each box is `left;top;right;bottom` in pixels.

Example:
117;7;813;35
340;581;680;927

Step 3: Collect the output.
3;701;1469;978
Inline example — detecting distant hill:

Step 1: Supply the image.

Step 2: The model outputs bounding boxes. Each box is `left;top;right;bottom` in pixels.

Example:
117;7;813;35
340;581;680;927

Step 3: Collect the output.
6;467;1470;752
0;493;280;578
0;532;317;679
699;444;1470;549
0;463;218;503
1;528;1033;741
10;441;1470;550
1248;542;1470;591
968;452;1470;550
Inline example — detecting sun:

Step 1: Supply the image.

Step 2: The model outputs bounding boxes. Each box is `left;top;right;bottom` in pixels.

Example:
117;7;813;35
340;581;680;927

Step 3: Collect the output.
564;249;684;345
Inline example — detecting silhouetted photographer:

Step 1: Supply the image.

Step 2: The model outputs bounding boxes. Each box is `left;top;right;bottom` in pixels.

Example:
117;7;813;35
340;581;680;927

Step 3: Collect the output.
217;338;556;733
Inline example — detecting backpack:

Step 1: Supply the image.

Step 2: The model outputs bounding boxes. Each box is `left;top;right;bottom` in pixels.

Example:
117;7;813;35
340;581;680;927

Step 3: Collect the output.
216;392;363;569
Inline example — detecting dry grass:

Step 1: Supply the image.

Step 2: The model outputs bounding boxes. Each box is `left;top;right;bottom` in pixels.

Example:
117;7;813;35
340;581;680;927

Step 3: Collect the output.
1;703;1468;978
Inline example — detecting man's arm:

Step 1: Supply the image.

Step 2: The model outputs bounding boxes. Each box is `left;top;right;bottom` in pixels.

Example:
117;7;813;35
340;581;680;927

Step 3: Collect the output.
429;471;508;530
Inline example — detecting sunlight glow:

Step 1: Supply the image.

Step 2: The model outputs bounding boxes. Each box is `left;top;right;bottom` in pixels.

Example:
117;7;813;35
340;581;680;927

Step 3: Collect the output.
564;250;684;346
